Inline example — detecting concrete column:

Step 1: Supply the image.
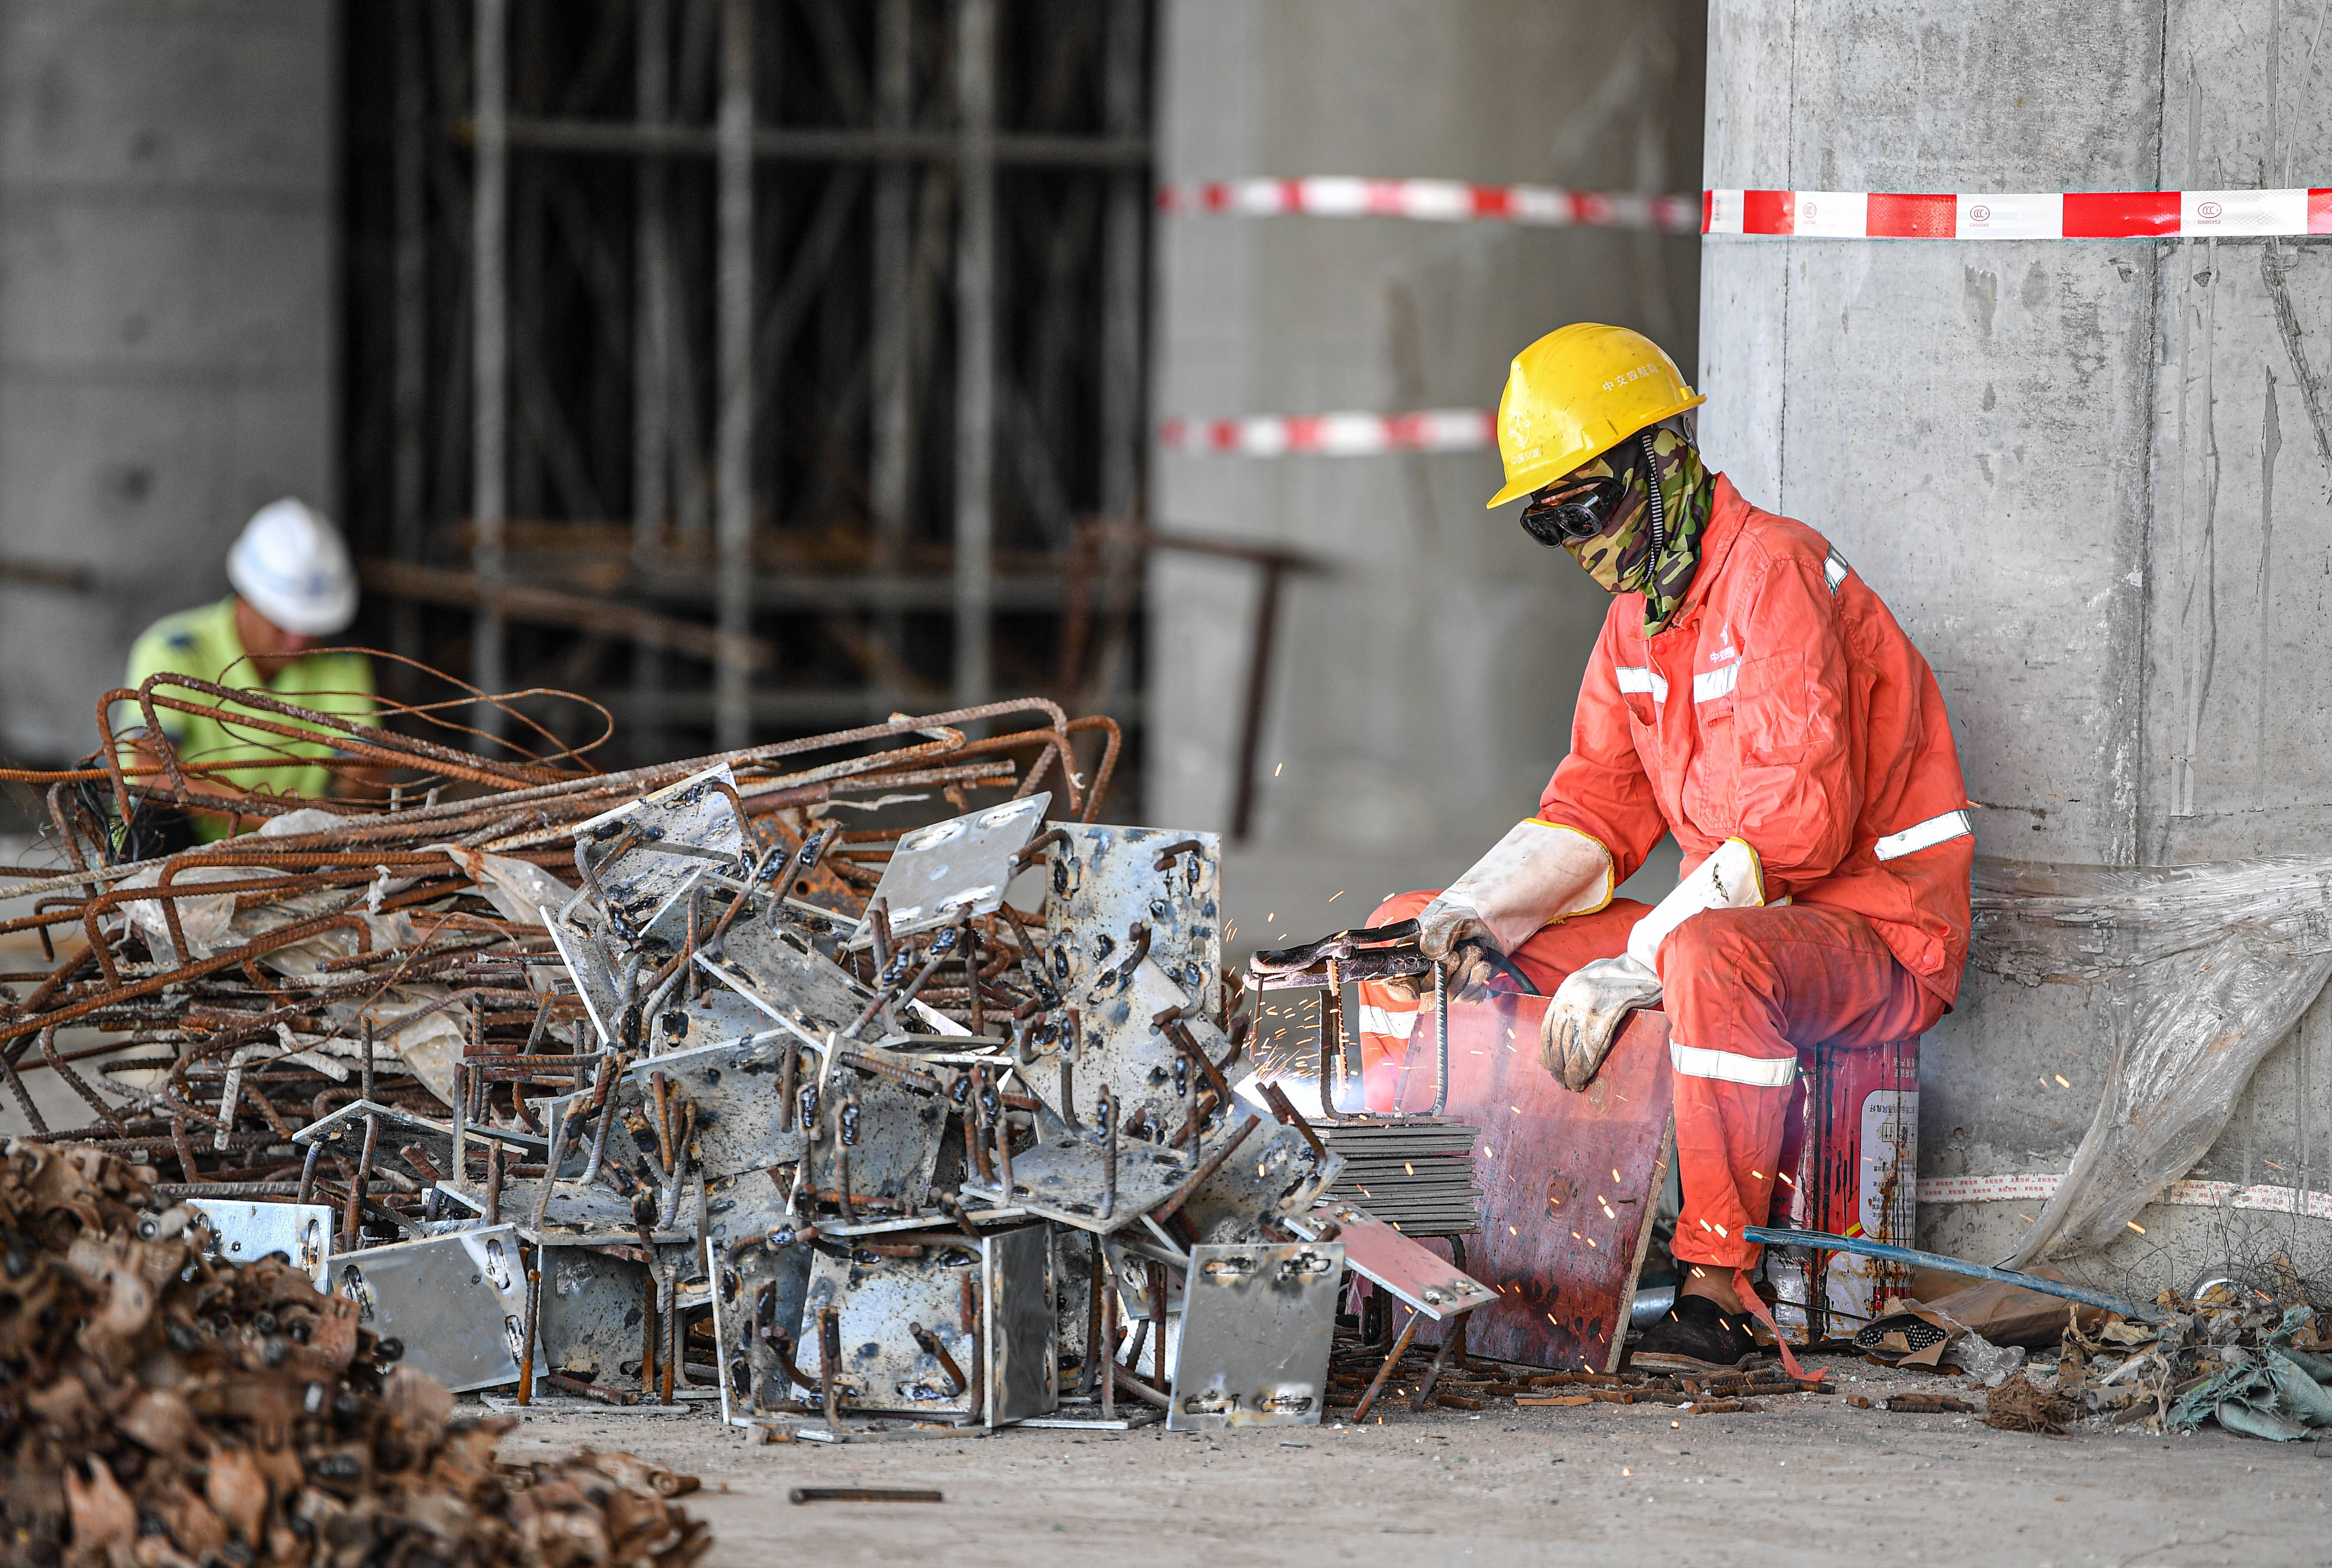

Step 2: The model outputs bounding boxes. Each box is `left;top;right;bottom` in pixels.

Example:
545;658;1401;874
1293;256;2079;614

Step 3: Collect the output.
0;0;336;760
1153;0;1704;949
1700;0;2332;1285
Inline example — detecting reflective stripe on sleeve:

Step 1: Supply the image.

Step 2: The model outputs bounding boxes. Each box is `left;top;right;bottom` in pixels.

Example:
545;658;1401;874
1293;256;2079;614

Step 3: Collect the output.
1874;808;1973;862
1615;665;1669;701
1670;1040;1799;1088
1357;1004;1420;1040
1693;664;1738;702
1824;549;1851;595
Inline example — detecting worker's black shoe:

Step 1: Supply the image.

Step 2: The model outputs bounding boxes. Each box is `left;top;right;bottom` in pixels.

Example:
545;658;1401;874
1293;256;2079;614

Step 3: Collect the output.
1629;1293;1760;1373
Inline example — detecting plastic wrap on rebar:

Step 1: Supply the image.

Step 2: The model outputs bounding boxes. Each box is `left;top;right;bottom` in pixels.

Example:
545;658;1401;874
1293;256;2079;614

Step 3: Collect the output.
1971;855;2332;1262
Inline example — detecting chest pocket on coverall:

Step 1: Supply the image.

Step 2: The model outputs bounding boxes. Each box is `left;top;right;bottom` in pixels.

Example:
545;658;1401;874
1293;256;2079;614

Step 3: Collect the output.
1736;649;1818;762
1619;682;1662;772
1683;668;1738;836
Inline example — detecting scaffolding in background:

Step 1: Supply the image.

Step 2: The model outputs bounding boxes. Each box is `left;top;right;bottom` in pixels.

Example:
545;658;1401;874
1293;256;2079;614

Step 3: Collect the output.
340;0;1152;780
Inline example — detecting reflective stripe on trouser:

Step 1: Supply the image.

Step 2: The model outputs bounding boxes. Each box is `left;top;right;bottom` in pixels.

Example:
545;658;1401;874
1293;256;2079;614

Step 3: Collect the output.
1361;892;1944;1271
1669;1040;1797;1086
1659;904;1945;1270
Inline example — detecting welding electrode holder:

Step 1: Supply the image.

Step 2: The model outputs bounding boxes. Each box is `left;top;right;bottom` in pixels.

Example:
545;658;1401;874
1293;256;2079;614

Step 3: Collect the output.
1244;919;1452;1119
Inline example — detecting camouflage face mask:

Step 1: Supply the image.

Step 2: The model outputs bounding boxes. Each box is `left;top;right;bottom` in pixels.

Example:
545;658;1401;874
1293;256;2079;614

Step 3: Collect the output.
1534;424;1715;634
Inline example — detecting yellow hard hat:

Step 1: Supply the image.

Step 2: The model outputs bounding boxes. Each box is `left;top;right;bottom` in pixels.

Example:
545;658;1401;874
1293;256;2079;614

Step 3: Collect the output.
1485;323;1705;508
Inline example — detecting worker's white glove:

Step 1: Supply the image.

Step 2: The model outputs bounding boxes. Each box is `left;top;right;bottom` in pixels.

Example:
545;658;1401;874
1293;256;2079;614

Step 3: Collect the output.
1539;956;1662;1091
1537;839;1766;1093
1415;821;1611;1000
1623;837;1767;970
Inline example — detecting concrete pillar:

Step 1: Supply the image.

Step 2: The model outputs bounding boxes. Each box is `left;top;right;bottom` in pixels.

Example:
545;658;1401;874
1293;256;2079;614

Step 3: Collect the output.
1701;0;2332;1286
1153;0;1704;954
0;0;337;762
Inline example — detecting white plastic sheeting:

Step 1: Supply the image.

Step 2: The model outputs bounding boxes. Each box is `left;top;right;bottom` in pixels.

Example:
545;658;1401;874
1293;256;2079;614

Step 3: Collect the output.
1971;855;2332;1263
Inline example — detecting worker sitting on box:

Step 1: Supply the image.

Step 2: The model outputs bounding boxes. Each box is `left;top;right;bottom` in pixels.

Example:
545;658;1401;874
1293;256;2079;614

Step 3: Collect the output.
1356;324;1973;1372
119;499;378;847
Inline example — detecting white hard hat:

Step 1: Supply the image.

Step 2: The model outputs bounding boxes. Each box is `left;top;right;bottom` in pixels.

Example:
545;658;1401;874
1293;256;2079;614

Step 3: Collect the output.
226;498;357;637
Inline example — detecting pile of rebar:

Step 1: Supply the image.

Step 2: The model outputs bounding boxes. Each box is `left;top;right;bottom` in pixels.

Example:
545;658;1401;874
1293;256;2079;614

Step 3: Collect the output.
0;665;1508;1437
0;670;1116;1224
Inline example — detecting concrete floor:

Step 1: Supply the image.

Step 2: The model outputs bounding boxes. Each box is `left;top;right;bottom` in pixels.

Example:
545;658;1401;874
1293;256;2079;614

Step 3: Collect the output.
490;1356;2331;1568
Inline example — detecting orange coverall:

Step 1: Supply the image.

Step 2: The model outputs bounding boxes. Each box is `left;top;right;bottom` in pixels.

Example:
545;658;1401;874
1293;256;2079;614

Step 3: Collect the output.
1362;476;1974;1272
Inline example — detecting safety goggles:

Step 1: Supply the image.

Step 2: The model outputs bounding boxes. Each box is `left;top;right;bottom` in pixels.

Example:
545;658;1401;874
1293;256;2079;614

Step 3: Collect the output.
1519;475;1626;546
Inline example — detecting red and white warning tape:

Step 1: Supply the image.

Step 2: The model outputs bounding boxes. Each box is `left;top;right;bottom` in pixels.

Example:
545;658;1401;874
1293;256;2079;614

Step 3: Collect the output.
1158;409;1495;457
1160;184;2332;458
1918;1171;2332;1223
1160;177;2332;240
1705;187;2332;239
1157;178;1702;233
1915;1173;2064;1204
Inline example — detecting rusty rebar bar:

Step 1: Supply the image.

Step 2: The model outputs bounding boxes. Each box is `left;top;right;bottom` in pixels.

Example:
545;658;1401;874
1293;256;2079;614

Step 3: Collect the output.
818;1305;842;1429
1100;1255;1116;1420
1351;1313;1421;1425
1149;1260;1168;1391
518;1266;539;1405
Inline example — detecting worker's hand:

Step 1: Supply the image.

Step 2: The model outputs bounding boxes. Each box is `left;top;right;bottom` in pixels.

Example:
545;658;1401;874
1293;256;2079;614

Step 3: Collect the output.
1414;892;1484;965
1415;897;1502;1002
1538;955;1661;1092
1441;939;1508;1004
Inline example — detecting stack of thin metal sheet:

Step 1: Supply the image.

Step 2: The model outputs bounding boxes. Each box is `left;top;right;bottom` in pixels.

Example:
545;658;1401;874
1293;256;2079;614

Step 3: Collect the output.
1321;1118;1481;1236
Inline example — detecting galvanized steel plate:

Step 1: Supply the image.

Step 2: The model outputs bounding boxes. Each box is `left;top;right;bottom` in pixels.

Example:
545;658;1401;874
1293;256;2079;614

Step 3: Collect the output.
574;763;750;943
709;1233;814;1421
654;980;778;1053
1303;1202;1494;1321
294;1098;541;1186
699;1167;798;1250
860;793;1050;940
537;1244;650;1384
699;919;874;1040
1035;956;1205;1137
614;1032;805;1183
795;1055;950;1212
958;1130;1193;1234
544;917;625;1047
331;1224;536;1392
1041;823;1221;1021
983;1223;1057;1425
1053;1227;1096;1369
1173;1114;1344;1246
191;1200;333;1287
1168;1241;1343;1431
449;1177;700;1245
800;1233;985;1418
1382;997;1674;1370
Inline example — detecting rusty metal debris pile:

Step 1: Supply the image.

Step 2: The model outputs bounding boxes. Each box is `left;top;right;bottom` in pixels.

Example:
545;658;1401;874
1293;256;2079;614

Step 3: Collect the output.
0;675;1508;1438
2006;1269;2332;1440
0;678;1118;1205
0;1138;710;1568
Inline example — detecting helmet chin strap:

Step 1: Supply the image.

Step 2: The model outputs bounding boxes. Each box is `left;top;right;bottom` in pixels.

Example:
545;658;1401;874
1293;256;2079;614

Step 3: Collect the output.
1639;429;1667;556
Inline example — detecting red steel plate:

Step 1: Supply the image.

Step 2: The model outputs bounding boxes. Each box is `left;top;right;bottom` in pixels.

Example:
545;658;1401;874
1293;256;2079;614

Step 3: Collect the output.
1386;997;1674;1372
